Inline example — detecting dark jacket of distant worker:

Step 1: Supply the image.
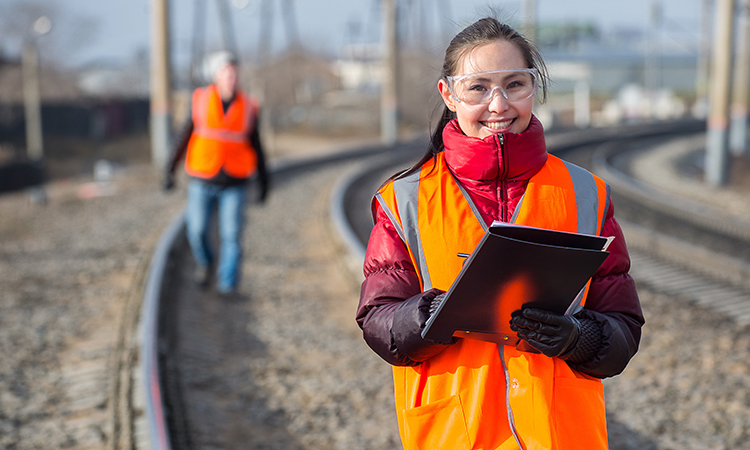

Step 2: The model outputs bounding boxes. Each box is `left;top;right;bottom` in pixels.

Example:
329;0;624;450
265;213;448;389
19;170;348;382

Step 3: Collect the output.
165;51;269;294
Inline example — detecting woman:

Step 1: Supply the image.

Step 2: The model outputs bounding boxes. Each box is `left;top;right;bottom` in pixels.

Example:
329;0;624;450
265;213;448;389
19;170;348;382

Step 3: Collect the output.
355;17;644;450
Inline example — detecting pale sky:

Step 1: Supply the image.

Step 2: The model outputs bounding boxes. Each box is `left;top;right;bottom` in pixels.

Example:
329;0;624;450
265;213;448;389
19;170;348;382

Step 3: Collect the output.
26;0;705;67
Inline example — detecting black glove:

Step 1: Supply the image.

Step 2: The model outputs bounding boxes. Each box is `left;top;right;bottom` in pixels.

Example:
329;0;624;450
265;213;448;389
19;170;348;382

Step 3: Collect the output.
163;173;175;191
510;308;581;358
392;288;455;362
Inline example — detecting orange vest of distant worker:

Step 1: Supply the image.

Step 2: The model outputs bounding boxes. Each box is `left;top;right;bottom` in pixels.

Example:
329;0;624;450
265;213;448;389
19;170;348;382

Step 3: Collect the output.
185;84;259;179
376;152;610;450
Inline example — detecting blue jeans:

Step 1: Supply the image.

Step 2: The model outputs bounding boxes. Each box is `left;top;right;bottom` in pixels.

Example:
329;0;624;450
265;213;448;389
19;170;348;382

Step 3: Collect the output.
185;180;246;292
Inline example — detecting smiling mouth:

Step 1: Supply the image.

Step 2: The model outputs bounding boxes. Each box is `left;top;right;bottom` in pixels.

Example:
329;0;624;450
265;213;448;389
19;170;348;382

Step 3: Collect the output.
482;119;513;130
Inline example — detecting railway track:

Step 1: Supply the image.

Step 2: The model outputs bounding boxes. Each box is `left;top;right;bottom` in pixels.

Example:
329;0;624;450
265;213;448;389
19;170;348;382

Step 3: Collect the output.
593;135;750;324
136;142;413;450
338;119;750;315
139;119;750;449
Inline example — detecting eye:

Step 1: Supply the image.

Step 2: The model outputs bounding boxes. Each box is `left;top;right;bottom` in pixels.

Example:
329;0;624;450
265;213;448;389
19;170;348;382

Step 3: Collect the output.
505;79;526;91
468;83;488;92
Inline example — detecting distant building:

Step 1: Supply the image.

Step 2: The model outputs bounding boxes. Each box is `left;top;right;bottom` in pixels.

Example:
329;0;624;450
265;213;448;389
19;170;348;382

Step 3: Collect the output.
334;44;383;93
77;54;149;99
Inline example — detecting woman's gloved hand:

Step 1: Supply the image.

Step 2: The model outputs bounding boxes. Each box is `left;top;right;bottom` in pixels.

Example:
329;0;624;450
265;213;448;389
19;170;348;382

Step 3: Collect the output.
391;289;456;362
510;308;581;358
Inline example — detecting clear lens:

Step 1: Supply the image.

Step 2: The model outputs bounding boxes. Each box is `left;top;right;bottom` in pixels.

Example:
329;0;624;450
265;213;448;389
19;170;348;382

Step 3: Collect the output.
447;69;538;105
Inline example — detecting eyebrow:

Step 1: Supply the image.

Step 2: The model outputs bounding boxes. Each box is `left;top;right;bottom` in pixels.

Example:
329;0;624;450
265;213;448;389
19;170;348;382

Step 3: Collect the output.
462;71;527;82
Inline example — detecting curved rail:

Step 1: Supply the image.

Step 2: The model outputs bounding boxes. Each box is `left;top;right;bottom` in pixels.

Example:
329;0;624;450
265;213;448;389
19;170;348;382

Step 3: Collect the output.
331;119;750;324
139;210;185;450
140;119;750;448
593;140;750;243
330;119;708;268
592;138;750;291
136;138;413;450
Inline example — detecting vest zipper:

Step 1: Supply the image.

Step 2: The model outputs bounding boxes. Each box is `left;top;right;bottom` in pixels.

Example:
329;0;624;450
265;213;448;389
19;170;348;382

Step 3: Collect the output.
498;133;523;448
498;133;508;222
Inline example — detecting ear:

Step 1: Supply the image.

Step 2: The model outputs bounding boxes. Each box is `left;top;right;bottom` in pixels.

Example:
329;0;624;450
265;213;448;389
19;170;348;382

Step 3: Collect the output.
438;79;456;112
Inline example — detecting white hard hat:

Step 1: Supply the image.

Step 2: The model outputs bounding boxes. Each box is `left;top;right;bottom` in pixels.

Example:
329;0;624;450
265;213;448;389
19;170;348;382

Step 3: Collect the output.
205;51;238;79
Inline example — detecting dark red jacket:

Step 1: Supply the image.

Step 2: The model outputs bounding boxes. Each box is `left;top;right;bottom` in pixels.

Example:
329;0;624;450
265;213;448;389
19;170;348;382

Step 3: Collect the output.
356;116;644;378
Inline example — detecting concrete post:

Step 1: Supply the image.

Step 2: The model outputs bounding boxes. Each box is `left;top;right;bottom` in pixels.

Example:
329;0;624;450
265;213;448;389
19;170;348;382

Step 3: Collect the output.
522;0;537;42
381;0;398;145
695;0;713;118
705;0;735;186
150;0;172;169
730;0;750;156
574;81;591;129
645;0;662;119
216;0;238;55
22;44;44;162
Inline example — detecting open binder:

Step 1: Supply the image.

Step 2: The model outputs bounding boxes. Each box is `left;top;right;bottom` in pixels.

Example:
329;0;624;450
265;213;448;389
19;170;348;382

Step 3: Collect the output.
421;221;613;346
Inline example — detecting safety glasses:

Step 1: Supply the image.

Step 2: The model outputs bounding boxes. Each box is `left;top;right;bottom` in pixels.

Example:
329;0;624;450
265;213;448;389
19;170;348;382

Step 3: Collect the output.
446;68;539;105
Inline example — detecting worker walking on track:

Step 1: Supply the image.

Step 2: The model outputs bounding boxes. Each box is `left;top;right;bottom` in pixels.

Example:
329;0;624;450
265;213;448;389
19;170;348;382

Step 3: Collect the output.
164;51;269;295
356;17;644;449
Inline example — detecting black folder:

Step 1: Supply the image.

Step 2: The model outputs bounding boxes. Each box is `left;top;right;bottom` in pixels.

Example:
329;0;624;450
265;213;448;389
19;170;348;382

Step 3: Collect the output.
421;222;612;346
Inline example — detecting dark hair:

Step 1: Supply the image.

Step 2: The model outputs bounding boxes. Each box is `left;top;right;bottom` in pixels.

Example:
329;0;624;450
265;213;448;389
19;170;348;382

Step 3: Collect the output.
390;18;549;182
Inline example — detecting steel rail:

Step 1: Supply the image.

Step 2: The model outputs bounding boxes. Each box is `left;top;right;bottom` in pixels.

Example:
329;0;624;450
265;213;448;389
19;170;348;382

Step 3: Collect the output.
331;120;750;326
139;209;185;450
135;138;414;450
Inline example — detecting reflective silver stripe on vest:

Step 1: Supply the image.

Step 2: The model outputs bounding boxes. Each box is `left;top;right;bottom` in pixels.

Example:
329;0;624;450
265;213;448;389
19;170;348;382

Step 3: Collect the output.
375;193;407;245
384;169;486;291
452;172;489;233
388;171;433;290
499;345;524;449
562;160;599;235
510;160;607;235
564;160;609;314
193;90;255;143
600;184;611;235
193;128;249;143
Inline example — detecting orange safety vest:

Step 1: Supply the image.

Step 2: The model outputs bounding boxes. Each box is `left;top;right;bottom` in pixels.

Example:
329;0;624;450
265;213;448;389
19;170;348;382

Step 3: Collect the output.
376;151;611;450
185;84;259;179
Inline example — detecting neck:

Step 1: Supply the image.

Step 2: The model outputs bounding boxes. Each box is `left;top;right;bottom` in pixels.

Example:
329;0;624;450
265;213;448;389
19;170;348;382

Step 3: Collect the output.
218;88;234;101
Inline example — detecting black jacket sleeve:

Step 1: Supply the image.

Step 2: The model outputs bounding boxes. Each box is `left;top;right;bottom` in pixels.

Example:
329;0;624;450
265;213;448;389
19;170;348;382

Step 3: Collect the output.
249;111;269;201
166;115;193;177
357;204;455;366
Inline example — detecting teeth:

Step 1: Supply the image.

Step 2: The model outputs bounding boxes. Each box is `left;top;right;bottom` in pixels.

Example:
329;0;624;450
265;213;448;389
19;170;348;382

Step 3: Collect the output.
483;120;513;129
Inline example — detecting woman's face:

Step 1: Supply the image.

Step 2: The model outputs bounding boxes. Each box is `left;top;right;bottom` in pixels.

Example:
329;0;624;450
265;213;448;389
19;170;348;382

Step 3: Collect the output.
438;40;534;139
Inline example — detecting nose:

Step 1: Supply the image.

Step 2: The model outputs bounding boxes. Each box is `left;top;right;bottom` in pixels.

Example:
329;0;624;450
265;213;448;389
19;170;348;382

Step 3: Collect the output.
487;86;509;112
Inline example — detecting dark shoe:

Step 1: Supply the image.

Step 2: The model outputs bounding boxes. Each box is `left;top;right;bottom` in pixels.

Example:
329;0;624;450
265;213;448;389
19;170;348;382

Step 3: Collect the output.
194;265;210;287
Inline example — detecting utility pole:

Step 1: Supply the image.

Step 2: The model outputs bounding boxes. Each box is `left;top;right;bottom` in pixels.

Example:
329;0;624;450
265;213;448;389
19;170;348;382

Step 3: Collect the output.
695;0;712;118
258;0;273;63
730;0;750;156
216;0;238;55
191;0;207;87
281;0;300;48
645;0;662;119
22;44;43;162
381;0;398;145
23;16;52;164
705;0;734;186
150;0;172;169
437;0;452;43
23;16;52;205
574;81;591;128
522;0;537;42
